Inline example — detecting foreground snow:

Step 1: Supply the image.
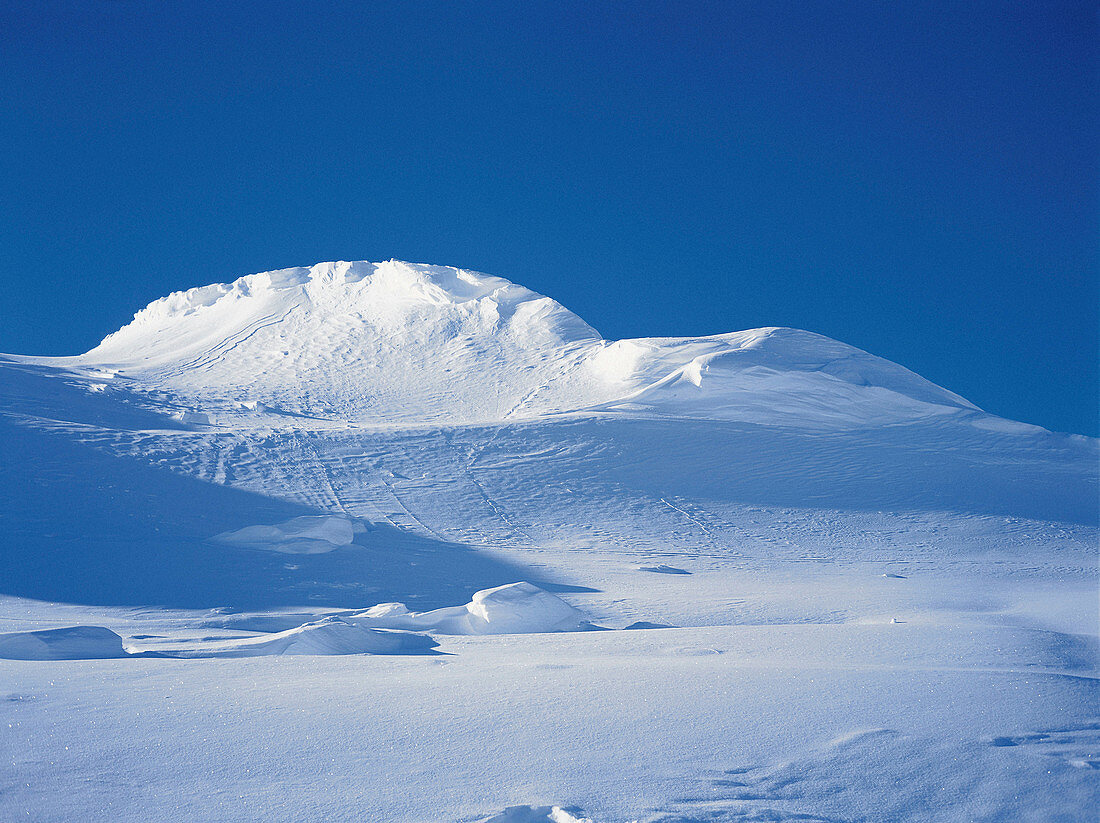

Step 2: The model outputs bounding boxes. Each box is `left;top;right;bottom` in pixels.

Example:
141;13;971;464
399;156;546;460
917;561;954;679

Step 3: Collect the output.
0;261;1095;822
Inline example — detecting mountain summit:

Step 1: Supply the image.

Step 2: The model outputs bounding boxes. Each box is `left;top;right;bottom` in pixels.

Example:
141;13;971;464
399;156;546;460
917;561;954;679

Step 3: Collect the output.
47;260;975;427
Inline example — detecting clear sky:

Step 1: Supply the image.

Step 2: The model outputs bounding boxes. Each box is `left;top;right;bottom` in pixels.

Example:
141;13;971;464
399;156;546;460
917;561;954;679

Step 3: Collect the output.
1;1;1096;435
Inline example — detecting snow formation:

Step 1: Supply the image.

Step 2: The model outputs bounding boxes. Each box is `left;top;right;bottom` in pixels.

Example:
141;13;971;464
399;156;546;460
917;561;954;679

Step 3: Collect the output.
36;259;974;427
342;582;590;635
0;626;127;660
213;514;357;554
163;617;438;658
0;260;1095;823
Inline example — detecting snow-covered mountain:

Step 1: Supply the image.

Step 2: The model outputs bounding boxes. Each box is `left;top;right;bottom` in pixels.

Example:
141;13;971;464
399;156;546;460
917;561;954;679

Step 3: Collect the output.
38;260;975;427
0;261;1095;823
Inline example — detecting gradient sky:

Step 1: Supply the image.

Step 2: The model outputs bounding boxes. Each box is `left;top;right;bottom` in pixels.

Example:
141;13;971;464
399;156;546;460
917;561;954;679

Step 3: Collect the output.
1;1;1096;434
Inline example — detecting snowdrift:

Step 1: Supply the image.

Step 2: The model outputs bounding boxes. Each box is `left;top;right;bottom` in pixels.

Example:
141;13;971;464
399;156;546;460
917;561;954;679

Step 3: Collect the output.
343;582;590;635
0;626;127;660
212;514;356;554
166;618;438;657
478;807;594;823
202;583;591;637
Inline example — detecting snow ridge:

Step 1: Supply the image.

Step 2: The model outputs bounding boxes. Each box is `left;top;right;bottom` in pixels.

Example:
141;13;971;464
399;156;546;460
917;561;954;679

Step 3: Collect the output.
27;259;978;428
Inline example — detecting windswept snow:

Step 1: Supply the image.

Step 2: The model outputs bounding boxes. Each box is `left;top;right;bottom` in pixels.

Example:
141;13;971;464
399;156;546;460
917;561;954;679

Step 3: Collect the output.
0;260;1095;823
478;806;594;823
345;582;590;635
213;514;357;554
639;564;691;575
0;626;126;660
200;582;591;636
54;260;603;426
160;617;438;658
172;409;211;426
20;260;981;428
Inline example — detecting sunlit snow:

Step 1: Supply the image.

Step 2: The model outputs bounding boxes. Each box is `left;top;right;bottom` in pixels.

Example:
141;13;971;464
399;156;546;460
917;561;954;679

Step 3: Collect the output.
0;261;1095;822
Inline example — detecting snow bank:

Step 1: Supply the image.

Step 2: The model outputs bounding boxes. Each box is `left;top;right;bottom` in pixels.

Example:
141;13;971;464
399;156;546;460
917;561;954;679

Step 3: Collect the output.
969;415;1047;435
478;806;594;823
169;617;437;657
345;582;589;635
0;626;127;660
197;582;590;636
639;564;691;574
172;410;210;425
212;514;356;554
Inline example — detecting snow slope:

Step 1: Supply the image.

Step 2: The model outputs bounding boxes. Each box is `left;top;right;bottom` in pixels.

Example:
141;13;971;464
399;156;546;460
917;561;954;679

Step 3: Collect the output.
22;260;976;427
0;261;1095;822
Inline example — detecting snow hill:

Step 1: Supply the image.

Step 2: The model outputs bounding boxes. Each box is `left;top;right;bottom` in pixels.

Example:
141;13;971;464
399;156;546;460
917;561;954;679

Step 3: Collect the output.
30;259;976;427
0;261;1095;823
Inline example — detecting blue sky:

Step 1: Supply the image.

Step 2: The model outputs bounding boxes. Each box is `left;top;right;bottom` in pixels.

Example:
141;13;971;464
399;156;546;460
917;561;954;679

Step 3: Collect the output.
1;1;1096;434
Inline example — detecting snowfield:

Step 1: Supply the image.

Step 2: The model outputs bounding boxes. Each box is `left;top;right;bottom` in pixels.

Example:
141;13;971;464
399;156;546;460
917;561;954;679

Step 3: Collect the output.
0;260;1096;822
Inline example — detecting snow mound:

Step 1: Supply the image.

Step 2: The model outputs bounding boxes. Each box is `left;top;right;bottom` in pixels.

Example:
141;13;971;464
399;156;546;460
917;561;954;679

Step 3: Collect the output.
0;626;127;660
68;260;601;425
639;564;691;574
345;582;589;635
478;806;594;823
28;259;983;428
212;515;356;554
571;328;977;427
172;409;210;426
170;617;437;657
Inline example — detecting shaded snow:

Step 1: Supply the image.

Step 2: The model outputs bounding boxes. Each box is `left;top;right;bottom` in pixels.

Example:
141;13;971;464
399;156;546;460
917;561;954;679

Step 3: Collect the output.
0;626;126;660
478;807;594;823
212;514;357;554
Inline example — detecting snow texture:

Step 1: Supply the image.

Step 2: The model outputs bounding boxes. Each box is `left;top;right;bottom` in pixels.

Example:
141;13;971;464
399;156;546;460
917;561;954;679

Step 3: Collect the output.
0;260;1095;823
160;617;438;658
213;514;357;554
343;582;590;635
0;626;127;660
24;260;976;428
